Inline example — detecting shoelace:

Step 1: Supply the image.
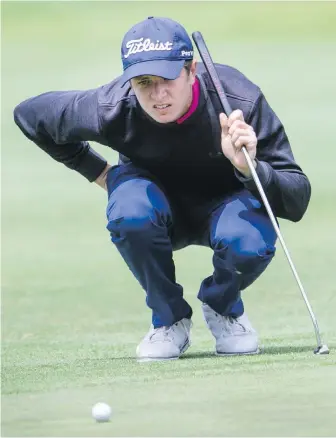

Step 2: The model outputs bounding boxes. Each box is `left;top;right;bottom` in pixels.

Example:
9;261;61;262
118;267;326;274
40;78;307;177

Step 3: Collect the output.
214;313;247;333
149;322;187;342
149;326;170;342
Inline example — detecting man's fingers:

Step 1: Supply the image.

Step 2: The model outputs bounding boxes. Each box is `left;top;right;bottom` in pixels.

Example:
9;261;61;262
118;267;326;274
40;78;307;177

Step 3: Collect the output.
231;128;251;145
227;109;244;127
229;121;253;136
219;113;229;135
234;135;256;149
230;127;254;143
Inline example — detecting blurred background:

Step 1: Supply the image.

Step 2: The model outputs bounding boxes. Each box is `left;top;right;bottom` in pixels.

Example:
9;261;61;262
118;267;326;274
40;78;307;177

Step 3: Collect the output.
2;2;336;437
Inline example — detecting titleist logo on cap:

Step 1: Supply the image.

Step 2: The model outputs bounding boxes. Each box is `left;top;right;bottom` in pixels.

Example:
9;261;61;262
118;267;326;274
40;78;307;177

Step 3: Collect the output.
124;38;173;58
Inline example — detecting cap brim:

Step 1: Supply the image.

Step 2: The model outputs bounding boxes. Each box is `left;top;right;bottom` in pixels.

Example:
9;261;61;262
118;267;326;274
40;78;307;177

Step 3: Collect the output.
121;59;185;86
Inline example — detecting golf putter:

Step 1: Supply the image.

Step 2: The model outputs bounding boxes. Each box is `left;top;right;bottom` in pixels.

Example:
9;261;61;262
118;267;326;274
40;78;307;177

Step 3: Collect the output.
192;30;329;355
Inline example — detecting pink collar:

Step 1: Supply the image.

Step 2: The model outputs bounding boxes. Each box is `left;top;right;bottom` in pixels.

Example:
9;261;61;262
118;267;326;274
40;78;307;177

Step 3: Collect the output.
176;77;200;124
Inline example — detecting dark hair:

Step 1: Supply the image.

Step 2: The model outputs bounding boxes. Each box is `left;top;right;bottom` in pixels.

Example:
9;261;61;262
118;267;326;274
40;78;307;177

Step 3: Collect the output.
184;60;193;74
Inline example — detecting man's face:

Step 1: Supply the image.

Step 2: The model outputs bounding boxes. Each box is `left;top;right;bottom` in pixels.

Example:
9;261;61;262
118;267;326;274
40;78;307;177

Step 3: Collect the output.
131;61;197;124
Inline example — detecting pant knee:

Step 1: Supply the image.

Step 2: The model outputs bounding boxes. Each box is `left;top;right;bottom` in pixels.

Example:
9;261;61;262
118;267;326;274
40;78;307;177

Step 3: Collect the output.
106;179;172;229
107;213;157;237
236;244;275;271
215;237;275;272
106;197;171;244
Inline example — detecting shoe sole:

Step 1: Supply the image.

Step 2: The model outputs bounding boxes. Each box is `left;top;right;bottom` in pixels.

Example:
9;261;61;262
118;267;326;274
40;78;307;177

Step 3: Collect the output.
137;339;190;363
216;348;260;356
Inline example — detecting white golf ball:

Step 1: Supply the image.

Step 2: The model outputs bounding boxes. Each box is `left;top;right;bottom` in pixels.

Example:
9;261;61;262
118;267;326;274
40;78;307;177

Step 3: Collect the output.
92;402;112;422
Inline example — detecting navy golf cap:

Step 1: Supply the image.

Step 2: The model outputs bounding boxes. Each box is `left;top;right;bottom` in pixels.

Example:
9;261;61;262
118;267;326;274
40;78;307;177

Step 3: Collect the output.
121;17;194;86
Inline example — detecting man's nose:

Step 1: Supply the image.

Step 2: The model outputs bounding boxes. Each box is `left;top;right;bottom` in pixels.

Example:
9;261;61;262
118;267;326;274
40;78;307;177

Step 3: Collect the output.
151;82;168;100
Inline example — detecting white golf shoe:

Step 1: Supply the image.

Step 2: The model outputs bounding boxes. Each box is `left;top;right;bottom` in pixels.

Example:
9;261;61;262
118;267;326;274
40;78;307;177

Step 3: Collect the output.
136;318;192;362
202;303;259;355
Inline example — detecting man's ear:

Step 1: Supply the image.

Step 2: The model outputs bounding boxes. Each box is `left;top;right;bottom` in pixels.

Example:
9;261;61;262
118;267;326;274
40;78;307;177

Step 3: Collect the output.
190;59;197;83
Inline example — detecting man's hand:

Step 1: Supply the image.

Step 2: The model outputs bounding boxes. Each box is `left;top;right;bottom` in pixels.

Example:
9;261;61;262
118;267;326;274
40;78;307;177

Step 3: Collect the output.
220;110;257;177
95;164;112;191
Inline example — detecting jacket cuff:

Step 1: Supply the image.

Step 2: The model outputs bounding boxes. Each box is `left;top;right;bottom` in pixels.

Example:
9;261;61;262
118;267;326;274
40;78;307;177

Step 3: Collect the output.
75;146;108;182
234;159;272;190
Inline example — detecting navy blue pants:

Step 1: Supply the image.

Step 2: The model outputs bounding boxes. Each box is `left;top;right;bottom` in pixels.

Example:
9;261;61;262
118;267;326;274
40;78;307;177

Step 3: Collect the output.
106;164;277;328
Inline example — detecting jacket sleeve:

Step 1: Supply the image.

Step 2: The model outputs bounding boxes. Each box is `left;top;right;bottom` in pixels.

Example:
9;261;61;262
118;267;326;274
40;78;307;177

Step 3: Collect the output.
13;88;108;182
235;92;312;222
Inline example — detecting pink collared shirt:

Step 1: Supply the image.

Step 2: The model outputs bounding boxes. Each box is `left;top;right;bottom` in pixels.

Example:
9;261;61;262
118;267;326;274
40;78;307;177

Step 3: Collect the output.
176;77;200;124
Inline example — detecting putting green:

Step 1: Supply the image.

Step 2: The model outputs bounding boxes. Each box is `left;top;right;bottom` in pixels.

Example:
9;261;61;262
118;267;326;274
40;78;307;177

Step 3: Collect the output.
2;2;336;436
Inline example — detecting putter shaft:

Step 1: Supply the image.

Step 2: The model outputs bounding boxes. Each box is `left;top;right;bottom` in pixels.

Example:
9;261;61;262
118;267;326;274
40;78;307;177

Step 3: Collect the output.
242;148;323;349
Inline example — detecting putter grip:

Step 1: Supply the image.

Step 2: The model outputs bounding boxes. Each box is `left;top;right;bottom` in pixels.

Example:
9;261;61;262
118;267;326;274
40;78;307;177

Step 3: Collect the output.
192;31;233;115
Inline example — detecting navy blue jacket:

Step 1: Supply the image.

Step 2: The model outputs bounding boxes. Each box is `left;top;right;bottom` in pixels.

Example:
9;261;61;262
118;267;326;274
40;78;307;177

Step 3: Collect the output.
14;63;311;222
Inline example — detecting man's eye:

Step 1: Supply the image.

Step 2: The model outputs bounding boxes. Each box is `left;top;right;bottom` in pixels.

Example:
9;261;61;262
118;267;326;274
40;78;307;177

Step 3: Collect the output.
138;80;151;87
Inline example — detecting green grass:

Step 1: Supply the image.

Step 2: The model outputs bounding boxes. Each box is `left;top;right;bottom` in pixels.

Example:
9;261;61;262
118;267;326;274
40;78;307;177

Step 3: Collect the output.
2;2;336;437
